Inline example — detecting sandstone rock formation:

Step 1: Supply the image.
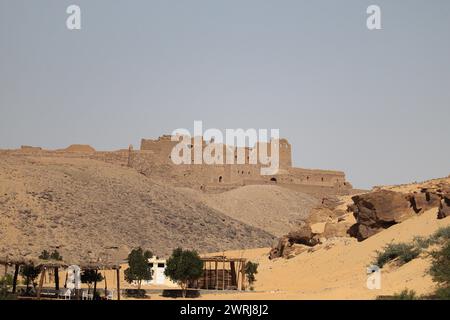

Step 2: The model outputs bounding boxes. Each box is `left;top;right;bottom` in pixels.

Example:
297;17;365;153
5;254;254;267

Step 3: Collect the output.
437;185;450;219
438;197;450;219
348;181;450;241
270;197;355;259
269;225;318;259
347;190;415;241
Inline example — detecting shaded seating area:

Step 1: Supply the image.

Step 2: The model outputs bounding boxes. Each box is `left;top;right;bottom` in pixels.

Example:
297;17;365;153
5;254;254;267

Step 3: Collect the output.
189;256;247;291
0;257;123;300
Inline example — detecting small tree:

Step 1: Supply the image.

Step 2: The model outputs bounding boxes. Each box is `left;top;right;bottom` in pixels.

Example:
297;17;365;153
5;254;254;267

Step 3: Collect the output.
81;270;104;294
50;250;63;261
39;249;62;261
164;248;203;298
20;264;41;294
430;240;450;287
0;274;14;300
39;250;50;260
245;261;259;290
124;247;153;290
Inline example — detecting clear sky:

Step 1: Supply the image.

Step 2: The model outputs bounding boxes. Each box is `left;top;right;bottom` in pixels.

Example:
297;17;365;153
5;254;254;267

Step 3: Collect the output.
1;0;449;189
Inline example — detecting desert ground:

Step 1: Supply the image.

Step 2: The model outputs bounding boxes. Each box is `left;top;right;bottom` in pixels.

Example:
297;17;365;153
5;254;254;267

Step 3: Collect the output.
28;207;449;300
200;208;450;300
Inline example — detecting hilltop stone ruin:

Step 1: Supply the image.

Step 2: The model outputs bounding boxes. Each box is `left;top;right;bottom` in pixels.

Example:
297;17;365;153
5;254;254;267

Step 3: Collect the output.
2;135;353;198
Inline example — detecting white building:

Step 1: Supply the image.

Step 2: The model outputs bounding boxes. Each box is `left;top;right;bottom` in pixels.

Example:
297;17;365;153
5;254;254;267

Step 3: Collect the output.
141;257;178;287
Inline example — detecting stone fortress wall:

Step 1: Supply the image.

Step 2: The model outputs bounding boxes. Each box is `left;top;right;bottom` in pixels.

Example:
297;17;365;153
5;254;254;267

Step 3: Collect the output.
1;135;353;197
137;135;352;196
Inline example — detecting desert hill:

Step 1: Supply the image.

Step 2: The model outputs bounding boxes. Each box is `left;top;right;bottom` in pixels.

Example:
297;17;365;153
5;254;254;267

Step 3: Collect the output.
177;185;319;236
0;154;274;264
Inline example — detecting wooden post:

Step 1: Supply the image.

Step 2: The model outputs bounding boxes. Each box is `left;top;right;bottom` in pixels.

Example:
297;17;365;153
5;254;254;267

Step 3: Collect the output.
104;270;108;298
230;261;237;288
241;260;246;291
37;267;46;300
235;261;239;290
203;261;207;290
93;269;98;299
64;271;68;288
205;261;209;290
116;268;120;300
222;258;225;290
54;267;59;291
4;263;8;276
215;261;218;290
12;264;19;293
207;261;211;290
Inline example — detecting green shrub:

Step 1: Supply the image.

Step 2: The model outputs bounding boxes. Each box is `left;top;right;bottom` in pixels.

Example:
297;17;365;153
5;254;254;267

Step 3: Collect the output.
20;264;41;293
165;248;203;298
245;261;259;287
433;286;450;300
413;236;436;249
0;274;14;300
374;243;421;268
124;247;153;290
432;226;450;242
391;289;419;300
429;240;450;286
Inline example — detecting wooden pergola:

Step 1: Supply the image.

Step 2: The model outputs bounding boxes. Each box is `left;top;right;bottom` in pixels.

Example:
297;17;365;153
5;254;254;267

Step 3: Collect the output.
0;257;123;300
190;256;246;291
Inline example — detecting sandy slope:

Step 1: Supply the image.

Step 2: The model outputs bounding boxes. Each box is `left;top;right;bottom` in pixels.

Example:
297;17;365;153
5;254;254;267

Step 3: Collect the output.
202;208;450;300
177;185;319;236
0;154;274;263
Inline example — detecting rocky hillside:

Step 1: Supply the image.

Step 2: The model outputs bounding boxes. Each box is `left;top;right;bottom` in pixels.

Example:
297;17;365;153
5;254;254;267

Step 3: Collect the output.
176;185;319;237
0;154;274;265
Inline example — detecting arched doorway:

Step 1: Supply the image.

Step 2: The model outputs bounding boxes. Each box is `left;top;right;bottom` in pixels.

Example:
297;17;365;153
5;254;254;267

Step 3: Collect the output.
270;177;277;183
219;176;223;183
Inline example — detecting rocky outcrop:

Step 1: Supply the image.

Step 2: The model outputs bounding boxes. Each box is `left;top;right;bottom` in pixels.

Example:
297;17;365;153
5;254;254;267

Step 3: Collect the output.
269;225;319;259
409;189;442;214
270;200;355;259
348;183;450;240
320;196;342;210
438;194;450;219
347;190;415;241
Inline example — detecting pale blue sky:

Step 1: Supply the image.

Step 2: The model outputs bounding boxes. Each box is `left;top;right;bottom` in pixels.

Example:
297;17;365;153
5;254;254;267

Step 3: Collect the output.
1;0;449;189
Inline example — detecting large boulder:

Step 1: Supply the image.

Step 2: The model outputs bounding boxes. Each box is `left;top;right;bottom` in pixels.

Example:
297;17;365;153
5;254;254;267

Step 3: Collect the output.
323;221;353;238
286;225;318;246
307;206;345;224
269;225;319;259
320;196;342;210
348;190;415;241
